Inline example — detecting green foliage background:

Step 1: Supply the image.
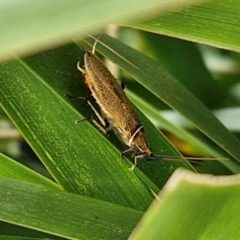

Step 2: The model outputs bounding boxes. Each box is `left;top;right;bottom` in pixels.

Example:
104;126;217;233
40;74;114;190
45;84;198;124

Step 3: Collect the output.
0;0;240;239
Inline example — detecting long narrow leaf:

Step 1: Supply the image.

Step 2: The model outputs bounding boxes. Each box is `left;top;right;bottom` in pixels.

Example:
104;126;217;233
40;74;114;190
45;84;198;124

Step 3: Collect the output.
130;0;240;52
130;168;240;240
0;0;205;62
0;153;59;189
0;177;142;240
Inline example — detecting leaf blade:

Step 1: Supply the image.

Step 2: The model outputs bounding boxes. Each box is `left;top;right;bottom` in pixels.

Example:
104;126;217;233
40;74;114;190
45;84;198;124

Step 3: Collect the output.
0;177;143;240
0;153;59;189
130;0;240;51
130;168;240;240
0;0;205;61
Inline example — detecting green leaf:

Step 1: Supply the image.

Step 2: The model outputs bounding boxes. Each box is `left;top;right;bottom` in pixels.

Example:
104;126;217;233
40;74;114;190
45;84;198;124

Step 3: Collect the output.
130;0;240;51
0;221;61;239
0;1;239;239
0;177;143;240
130;168;240;240
138;31;226;108
0;0;204;61
0;153;59;189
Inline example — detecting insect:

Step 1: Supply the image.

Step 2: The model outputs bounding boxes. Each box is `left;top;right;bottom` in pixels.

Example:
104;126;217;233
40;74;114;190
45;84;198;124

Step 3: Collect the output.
77;38;228;169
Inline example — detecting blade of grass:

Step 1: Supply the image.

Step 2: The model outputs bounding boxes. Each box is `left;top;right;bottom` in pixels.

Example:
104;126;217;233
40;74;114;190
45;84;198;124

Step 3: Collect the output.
130;0;240;52
0;176;143;240
138;31;226;109
0;153;59;189
0;0;206;62
130;168;240;240
0;221;62;239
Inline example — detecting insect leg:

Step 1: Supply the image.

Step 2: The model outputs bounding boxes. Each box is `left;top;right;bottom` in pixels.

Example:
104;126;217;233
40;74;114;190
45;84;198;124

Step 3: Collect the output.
83;100;111;135
120;148;139;171
66;93;110;134
77;61;85;74
85;99;107;128
65;93;86;100
129;155;141;171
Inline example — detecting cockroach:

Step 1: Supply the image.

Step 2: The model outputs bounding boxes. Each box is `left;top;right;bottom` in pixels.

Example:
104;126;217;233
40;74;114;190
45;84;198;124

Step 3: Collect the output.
77;38;228;169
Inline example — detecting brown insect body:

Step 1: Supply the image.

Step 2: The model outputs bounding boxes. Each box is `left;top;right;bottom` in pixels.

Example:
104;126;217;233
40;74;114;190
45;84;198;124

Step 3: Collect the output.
78;49;152;164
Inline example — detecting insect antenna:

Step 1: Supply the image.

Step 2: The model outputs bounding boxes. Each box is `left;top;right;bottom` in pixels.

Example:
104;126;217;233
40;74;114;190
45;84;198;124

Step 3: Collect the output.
144;155;229;163
92;37;100;54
